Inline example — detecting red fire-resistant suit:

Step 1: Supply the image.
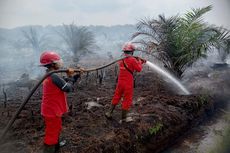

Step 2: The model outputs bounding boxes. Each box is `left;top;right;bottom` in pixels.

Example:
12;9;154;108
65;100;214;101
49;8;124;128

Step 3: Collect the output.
41;76;68;145
112;55;144;110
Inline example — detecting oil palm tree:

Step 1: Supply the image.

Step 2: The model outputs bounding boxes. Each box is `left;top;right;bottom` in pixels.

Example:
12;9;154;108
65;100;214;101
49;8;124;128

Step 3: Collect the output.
57;23;96;63
133;5;230;77
21;26;48;58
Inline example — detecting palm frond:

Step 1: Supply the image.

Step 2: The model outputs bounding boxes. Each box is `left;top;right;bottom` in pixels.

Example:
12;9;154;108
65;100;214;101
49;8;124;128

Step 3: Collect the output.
133;5;230;77
183;5;212;24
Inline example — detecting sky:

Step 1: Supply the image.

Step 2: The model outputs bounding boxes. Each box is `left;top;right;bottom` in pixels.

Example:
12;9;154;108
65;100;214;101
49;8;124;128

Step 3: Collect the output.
0;0;229;29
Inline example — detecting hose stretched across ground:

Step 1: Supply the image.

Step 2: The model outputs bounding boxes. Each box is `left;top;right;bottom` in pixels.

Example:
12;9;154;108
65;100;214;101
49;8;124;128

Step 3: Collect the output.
0;56;140;140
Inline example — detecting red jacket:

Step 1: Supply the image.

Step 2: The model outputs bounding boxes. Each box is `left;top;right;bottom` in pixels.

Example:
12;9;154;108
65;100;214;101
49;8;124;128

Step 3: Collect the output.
118;55;143;85
112;55;144;110
41;76;68;117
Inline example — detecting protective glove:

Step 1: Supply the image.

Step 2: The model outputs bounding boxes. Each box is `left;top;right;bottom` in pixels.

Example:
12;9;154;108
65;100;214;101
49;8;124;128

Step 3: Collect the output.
79;67;85;74
141;59;146;64
74;67;85;76
66;68;75;77
72;67;85;82
136;57;146;64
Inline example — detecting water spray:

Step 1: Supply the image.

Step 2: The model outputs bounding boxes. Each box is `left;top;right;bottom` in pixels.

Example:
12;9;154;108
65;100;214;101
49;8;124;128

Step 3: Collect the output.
0;56;190;140
146;61;190;95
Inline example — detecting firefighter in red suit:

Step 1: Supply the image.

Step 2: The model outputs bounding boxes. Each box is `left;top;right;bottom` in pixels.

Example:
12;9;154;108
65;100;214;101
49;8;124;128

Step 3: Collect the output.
40;51;82;153
105;42;146;123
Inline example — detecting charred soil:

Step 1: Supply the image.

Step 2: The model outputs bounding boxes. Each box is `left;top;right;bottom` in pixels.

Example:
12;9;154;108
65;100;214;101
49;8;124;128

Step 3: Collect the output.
0;71;214;153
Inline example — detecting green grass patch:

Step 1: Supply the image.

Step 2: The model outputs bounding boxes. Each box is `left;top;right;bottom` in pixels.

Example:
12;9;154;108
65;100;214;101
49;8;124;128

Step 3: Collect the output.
149;123;163;135
197;94;209;106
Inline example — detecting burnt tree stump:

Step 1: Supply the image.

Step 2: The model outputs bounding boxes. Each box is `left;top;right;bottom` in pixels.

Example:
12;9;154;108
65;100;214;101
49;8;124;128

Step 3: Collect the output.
2;87;7;108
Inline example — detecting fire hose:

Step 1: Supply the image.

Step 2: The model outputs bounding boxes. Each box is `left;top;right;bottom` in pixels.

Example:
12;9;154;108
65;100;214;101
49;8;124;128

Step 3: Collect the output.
0;56;145;140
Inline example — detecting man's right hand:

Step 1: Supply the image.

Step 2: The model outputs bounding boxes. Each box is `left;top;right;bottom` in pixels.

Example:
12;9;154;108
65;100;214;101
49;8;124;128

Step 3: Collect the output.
141;59;146;64
66;68;75;77
136;57;146;64
79;68;85;74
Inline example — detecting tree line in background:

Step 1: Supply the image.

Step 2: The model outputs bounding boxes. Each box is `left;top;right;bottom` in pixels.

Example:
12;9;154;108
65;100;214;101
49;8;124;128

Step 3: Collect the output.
21;23;96;64
11;5;230;78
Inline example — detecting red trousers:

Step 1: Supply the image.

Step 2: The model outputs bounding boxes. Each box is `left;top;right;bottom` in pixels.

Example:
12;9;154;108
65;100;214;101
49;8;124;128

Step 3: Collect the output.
43;116;62;145
112;81;133;110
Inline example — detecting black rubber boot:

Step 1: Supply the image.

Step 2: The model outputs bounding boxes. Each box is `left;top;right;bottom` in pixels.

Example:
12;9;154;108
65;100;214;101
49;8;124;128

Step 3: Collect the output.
120;110;133;124
55;143;59;153
43;144;56;153
105;104;116;119
122;110;128;120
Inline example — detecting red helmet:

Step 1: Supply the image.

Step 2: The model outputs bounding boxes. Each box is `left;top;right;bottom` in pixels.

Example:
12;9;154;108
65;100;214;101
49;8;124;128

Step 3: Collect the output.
122;42;135;51
40;51;61;66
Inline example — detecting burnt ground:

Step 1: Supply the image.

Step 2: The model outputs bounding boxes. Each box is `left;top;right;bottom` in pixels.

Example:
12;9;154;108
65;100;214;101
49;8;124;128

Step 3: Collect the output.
0;70;215;153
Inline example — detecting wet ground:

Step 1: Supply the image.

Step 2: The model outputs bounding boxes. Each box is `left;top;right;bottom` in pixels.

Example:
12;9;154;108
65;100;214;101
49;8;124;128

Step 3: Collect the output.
163;105;229;153
0;71;219;153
